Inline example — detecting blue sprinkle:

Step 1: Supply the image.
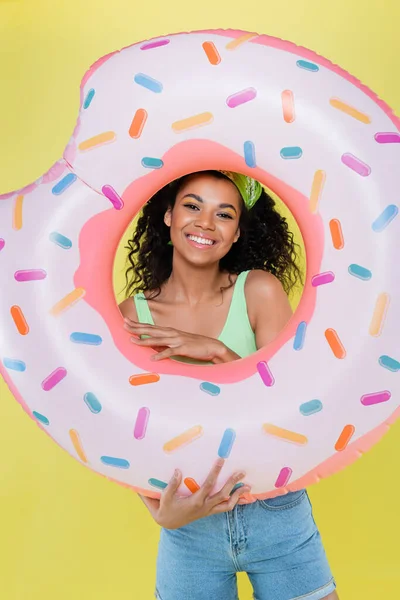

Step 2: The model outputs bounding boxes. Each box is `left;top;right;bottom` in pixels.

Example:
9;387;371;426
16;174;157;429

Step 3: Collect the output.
84;392;102;414
52;173;77;195
293;321;307;351
200;382;220;396
141;157;164;169
149;478;168;490
230;482;244;495
300;400;323;416
379;355;400;372
244;141;256;167
134;73;163;93
280;146;303;159
49;232;72;249
296;59;319;72
3;358;26;372
100;456;130;469
218;428;236;459
33;411;49;425
83;88;95;109
70;332;103;345
348;264;372;281
372;205;398;232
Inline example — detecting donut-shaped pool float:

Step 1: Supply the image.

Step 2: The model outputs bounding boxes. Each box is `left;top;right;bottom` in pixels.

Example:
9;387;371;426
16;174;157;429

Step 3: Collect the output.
1;29;399;502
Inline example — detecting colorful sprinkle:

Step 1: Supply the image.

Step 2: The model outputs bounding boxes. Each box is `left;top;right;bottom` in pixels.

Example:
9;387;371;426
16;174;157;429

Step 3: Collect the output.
275;467;293;488
49;232;72;249
231;482;245;494
129;108;148;138
134;407;150;440
296;59;319;72
329;219;344;249
149;478;167;489
299;400;323;416
218;428;236;458
0;239;5;251
263;424;308;445
348;264;372;281
309;170;326;213
50;287;86;316
361;391;391;406
134;73;163;93
140;39;170;50
329;98;371;124
369;293;390;337
13;195;23;230
202;41;221;65
226;88;257;108
33;411;49;426
163;425;203;453
141;157;164;169
70;429;88;463
84;392;102;414
3;358;26;372
184;477;200;493
325;329;346;359
200;382;220;396
280;146;303;159
375;132;400;144
51;173;77;195
341;153;371;177
70;332;103;345
311;271;335;287
372;205;398;232
293;321;307;351
226;33;257;50
15;269;47;282
83;88;95;109
379;356;400;372
244;141;256;168
282;90;295;123
41;367;67;391
78;131;116;151
10;305;29;335
335;424;355;451
257;361;275;386
172;112;213;133
101;456;130;469
129;373;160;386
101;185;124;210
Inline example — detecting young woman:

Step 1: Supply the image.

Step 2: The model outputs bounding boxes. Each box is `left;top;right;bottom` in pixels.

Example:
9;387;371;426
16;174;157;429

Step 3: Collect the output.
119;171;338;600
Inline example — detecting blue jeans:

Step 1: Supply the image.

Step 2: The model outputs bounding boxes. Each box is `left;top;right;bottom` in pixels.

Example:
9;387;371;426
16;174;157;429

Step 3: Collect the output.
155;490;336;600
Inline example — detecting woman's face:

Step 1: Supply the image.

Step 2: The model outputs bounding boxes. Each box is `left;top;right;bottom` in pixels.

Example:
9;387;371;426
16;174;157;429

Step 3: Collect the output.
164;174;242;266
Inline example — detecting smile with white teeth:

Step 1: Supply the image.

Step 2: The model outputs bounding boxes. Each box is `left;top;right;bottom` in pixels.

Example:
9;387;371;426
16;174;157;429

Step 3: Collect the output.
187;234;215;246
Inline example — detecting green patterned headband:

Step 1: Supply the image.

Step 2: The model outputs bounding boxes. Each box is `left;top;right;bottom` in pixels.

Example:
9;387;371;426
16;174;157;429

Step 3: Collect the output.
219;171;263;210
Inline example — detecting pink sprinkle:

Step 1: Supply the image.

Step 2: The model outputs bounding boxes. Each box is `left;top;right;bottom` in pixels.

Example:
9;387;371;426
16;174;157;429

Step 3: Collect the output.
311;271;335;287
275;467;293;488
361;390;391;406
102;185;124;210
375;132;400;144
257;361;275;386
15;269;47;282
134;407;150;440
0;239;5;251
141;39;170;50
341;153;371;177
226;87;257;108
41;367;67;391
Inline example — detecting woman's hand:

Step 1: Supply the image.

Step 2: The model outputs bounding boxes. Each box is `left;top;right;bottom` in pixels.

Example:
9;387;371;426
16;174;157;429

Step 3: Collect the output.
123;317;240;363
139;459;251;529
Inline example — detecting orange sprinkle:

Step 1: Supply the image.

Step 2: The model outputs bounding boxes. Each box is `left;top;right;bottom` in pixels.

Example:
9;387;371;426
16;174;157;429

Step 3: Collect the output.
369;293;390;337
78;131;116;151
202;41;221;65
330;98;371;124
163;425;204;453
129;108;148;138
226;33;258;50
263;424;308;445
325;328;346;359
309;170;326;213
172;112;213;133
10;305;29;335
50;288;86;316
335;424;355;451
184;477;201;493
329;219;344;249
69;429;88;463
129;373;160;386
13;195;24;230
281;90;295;123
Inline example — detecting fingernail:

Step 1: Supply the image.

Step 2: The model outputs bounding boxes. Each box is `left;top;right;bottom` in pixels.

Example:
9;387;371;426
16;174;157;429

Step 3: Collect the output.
216;458;225;467
235;471;246;480
241;486;251;494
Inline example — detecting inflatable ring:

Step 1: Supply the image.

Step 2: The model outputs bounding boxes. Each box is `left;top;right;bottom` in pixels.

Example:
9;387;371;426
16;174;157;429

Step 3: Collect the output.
1;29;399;501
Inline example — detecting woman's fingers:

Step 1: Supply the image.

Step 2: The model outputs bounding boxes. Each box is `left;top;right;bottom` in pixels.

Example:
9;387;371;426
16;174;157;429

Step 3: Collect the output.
208;470;247;506
210;486;251;514
131;336;180;347
194;459;226;501
162;469;183;504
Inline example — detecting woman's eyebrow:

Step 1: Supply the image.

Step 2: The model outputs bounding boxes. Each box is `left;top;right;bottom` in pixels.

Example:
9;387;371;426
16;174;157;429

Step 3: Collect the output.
182;194;237;213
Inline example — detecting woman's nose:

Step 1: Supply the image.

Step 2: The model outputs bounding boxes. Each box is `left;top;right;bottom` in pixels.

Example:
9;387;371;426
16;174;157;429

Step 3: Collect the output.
194;211;215;230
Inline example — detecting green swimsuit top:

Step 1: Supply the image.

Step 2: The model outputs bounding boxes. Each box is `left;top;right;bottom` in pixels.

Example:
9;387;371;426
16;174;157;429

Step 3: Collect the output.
133;270;257;360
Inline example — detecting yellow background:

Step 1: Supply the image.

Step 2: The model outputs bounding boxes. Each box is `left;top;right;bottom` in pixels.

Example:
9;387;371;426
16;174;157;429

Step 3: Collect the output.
1;1;399;598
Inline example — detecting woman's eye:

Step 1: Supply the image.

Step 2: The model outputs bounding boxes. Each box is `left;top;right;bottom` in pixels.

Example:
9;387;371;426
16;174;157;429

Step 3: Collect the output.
184;203;200;211
218;213;233;220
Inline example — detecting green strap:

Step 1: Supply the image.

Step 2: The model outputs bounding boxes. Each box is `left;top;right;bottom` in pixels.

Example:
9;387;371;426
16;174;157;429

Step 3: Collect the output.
133;293;154;325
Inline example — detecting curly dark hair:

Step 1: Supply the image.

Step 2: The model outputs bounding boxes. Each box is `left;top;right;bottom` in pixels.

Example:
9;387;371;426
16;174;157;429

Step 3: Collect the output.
124;171;302;299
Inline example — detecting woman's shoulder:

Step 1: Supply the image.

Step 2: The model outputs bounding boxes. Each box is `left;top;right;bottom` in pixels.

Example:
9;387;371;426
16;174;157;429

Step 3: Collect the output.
245;269;286;299
118;296;138;320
